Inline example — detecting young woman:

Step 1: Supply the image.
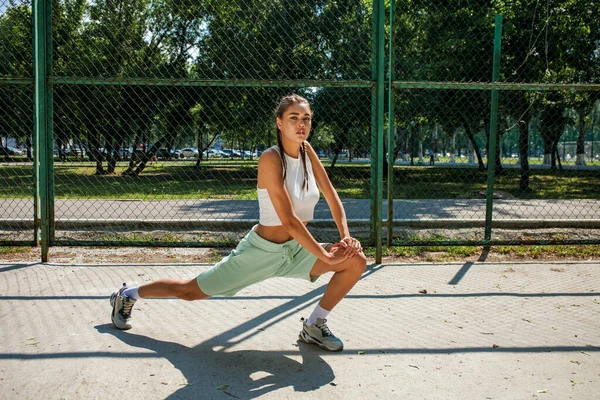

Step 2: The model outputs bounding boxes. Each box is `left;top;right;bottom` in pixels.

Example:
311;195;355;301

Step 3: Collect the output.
111;94;367;352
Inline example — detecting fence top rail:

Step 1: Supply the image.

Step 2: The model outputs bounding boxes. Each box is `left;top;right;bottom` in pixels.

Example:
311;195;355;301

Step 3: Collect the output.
0;77;34;85
392;81;600;91
5;77;598;91
48;77;375;88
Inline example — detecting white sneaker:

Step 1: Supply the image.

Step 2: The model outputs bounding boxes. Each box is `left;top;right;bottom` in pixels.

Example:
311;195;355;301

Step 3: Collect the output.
110;283;136;330
298;317;344;351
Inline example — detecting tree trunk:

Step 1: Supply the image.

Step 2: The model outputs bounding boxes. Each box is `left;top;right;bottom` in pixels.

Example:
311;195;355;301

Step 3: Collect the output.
461;117;484;170
195;130;203;168
543;152;552;165
194;128;220;169
106;143;117;174
328;128;347;177
128;138;165;176
331;152;339;169
549;139;561;170
449;131;456;163
88;132;105;175
105;123;117;174
494;129;504;175
554;146;563;170
575;107;586;165
77;141;85;161
518;120;530;191
542;134;553;166
126;131;141;172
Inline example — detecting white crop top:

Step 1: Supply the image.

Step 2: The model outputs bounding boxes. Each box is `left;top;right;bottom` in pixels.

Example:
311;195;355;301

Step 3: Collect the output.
257;146;320;226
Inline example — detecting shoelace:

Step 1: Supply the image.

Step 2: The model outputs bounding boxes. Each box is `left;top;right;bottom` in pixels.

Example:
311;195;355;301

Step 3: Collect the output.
316;319;334;337
121;297;135;318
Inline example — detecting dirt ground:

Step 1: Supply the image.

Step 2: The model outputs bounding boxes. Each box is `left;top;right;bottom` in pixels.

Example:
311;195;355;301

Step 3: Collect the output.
3;225;600;264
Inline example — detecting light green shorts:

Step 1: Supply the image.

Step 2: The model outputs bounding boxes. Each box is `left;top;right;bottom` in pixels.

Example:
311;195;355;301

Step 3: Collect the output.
197;228;328;296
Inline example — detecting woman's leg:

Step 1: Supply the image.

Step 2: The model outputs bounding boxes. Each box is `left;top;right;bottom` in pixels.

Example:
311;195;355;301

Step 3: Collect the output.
298;249;367;351
138;278;210;301
111;278;208;330
309;247;367;311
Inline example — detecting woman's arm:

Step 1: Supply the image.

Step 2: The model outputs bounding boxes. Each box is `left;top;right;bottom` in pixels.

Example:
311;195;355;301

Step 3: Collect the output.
305;143;362;254
257;148;348;265
304;143;349;240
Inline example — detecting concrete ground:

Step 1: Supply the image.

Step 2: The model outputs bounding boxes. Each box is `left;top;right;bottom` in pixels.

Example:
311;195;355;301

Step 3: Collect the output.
1;260;599;399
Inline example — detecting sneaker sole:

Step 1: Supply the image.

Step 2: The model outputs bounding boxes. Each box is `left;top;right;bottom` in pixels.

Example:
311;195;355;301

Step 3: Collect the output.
298;329;343;352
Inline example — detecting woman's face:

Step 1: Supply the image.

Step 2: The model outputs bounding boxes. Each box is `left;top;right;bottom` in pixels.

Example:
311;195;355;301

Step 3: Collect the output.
277;102;312;145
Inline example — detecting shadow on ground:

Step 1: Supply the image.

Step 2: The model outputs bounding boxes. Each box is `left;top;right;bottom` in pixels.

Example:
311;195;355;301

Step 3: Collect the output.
96;324;334;399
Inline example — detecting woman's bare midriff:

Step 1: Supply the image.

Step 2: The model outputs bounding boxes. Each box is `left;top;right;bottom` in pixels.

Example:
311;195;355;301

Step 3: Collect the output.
254;222;308;244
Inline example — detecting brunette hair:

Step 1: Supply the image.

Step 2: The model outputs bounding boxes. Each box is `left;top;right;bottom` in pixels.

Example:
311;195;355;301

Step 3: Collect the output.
274;94;311;191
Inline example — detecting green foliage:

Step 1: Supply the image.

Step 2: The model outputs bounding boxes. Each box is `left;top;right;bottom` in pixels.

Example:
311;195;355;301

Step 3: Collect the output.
0;0;598;180
0;2;32;77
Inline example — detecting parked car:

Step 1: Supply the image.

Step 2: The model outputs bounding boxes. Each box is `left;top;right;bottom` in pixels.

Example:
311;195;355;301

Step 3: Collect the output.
221;149;241;158
200;148;219;158
156;148;179;160
68;147;86;157
1;146;23;156
10;147;24;156
117;148;133;160
329;151;348;159
179;148;199;158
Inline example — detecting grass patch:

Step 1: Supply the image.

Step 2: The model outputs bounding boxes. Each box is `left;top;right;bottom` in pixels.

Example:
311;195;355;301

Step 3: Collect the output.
1;162;599;200
0;246;31;254
364;245;480;260
392;167;600;200
99;232;186;242
495;245;600;259
367;244;600;262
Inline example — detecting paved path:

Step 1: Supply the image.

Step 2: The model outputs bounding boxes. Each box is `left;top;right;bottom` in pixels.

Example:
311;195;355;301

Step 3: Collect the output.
2;198;600;224
1;260;599;399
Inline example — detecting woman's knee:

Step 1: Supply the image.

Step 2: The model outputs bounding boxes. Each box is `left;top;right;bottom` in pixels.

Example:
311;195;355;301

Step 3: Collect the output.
347;252;367;275
178;279;209;301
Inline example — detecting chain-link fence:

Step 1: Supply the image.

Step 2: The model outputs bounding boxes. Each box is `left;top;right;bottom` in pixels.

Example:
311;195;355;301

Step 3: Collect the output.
388;1;600;247
1;0;34;246
1;0;599;261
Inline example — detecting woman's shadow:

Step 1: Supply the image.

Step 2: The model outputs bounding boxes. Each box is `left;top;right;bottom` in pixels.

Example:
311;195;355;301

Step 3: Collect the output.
96;323;335;399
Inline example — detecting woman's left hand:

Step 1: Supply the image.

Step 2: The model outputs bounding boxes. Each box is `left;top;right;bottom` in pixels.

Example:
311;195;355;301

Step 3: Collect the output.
340;236;363;256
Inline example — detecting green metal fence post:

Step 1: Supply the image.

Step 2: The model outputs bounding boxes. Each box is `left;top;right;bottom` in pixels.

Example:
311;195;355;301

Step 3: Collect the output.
369;0;385;263
46;0;55;246
33;0;53;262
484;14;503;243
370;0;379;256
376;0;385;263
386;0;396;247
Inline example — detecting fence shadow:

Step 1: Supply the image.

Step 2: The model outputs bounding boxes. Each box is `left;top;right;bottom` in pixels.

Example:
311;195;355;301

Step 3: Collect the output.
95;324;334;399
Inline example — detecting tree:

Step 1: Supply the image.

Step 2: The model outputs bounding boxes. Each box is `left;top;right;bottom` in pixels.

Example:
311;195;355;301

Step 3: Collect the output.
496;0;600;186
0;2;33;158
393;1;494;171
313;87;370;172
